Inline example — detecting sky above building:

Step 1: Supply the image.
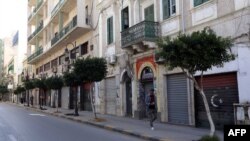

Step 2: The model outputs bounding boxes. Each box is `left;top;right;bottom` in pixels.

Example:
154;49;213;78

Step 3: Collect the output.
0;0;27;38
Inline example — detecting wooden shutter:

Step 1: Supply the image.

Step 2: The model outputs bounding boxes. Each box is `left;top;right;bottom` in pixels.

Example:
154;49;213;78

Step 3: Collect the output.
145;5;154;21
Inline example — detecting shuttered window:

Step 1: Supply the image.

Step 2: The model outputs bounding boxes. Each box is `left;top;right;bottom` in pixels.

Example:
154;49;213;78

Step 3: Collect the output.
194;0;209;7
163;0;176;20
107;16;114;45
121;7;129;31
144;4;154;21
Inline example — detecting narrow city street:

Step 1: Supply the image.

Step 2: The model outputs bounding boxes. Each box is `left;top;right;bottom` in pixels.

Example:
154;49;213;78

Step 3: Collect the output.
0;103;143;141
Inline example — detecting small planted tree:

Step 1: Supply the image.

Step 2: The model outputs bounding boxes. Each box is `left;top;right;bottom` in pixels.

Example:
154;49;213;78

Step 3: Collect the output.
14;86;25;103
23;79;35;106
33;78;47;109
0;85;9;101
74;57;107;119
157;28;235;136
45;76;64;112
63;71;82;116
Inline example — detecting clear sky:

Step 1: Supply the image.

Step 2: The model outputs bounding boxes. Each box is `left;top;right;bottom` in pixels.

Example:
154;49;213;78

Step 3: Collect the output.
0;0;27;38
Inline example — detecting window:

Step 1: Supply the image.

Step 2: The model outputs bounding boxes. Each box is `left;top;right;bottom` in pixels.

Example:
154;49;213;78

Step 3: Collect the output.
85;6;89;24
194;0;209;7
121;7;129;31
81;42;88;55
71;47;79;59
44;62;50;71
144;4;154;21
107;16;114;45
39;66;43;73
59;55;65;65
51;58;58;68
163;0;176;20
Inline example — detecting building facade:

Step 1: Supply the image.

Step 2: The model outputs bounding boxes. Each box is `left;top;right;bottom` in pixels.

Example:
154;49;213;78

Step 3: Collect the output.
95;0;250;130
27;0;99;109
27;0;250;129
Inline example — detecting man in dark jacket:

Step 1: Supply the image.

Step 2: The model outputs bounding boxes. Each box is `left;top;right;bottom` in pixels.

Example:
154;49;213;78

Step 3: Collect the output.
145;89;157;130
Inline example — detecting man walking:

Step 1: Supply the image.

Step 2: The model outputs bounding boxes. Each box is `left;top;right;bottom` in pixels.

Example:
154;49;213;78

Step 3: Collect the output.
145;89;157;130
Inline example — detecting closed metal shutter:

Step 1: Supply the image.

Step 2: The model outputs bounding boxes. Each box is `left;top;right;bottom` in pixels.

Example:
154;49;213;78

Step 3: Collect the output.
105;77;116;115
61;87;69;109
167;74;189;125
195;72;238;130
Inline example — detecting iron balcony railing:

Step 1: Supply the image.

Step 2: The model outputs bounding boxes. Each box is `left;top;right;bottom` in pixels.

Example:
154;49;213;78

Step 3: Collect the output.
51;16;77;46
28;47;43;62
51;0;66;17
28;21;43;41
121;21;160;48
28;0;43;21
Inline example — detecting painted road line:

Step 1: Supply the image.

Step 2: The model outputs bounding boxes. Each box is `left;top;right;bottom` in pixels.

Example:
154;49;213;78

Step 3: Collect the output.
29;113;46;117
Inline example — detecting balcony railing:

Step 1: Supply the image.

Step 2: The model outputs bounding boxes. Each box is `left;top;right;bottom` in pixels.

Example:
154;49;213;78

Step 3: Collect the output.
28;47;43;62
28;0;43;21
51;16;77;46
51;0;66;17
28;21;43;41
121;21;160;48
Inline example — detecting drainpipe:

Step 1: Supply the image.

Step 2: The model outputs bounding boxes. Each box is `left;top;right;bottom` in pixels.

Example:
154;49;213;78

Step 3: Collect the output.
181;0;185;33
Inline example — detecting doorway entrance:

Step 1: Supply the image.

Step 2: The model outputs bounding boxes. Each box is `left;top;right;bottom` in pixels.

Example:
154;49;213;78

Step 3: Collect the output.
123;72;132;117
139;67;154;119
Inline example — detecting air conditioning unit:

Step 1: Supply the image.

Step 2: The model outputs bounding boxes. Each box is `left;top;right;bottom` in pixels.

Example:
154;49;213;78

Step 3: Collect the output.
109;55;117;65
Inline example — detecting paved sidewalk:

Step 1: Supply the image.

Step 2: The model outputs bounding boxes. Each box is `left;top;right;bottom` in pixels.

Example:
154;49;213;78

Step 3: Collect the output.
10;103;224;141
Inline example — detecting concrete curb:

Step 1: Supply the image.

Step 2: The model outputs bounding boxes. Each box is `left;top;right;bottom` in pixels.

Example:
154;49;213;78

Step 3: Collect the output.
10;103;171;141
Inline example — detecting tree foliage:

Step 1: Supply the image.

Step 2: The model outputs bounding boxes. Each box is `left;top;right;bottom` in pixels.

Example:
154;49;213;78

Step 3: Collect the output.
23;79;35;90
45;76;64;90
157;27;235;75
63;71;82;86
33;78;47;89
74;57;107;82
14;85;25;95
0;85;9;94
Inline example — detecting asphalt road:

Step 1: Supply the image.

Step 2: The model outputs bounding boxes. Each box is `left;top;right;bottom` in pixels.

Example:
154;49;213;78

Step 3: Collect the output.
0;103;144;141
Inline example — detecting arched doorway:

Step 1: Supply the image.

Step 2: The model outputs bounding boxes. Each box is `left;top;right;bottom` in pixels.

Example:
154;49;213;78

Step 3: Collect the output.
139;67;154;119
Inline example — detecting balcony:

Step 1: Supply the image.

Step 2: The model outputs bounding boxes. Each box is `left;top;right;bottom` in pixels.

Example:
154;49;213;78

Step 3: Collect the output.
28;0;43;21
28;21;43;42
121;21;160;48
28;47;43;63
51;0;66;18
51;16;77;46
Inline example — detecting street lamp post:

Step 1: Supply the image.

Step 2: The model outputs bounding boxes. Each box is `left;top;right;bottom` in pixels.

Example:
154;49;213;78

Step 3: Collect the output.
65;41;79;116
39;73;47;110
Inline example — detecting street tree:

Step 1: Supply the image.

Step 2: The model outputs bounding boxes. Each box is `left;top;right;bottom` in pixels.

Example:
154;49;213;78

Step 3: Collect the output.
74;57;107;119
45;76;64;111
23;79;35;106
33;78;47;109
63;71;82;116
0;85;9;101
157;28;235;136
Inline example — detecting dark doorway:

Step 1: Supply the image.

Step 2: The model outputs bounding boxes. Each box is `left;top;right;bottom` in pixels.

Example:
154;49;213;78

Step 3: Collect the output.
69;87;74;109
124;72;132;117
80;83;92;111
139;67;154;119
58;89;61;108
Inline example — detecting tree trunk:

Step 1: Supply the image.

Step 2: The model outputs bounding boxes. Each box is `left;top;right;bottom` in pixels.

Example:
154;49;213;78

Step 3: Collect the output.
197;87;215;136
56;90;58;112
89;83;97;119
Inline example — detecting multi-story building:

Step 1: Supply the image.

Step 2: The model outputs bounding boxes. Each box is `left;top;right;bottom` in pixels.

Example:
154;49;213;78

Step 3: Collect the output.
0;39;4;78
27;0;99;109
96;0;250;130
27;0;250;129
